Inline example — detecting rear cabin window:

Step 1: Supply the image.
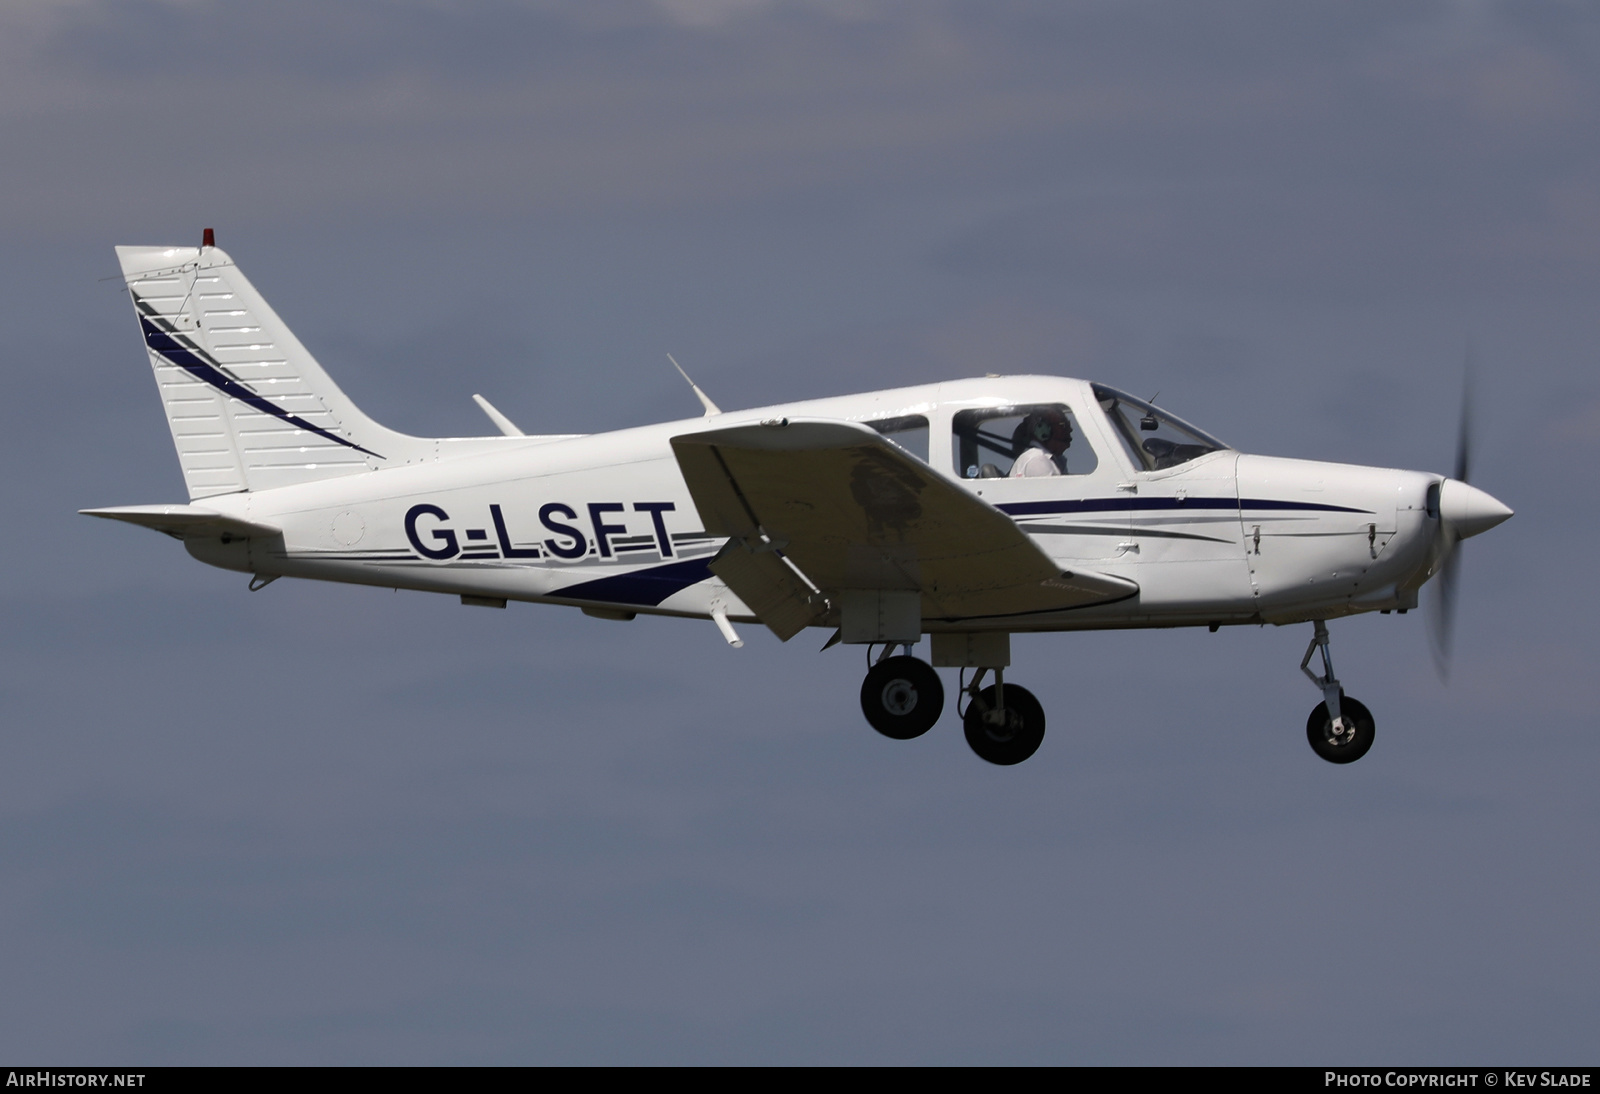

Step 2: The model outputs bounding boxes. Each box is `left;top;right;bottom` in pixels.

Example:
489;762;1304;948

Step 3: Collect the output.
867;414;930;462
951;405;1098;479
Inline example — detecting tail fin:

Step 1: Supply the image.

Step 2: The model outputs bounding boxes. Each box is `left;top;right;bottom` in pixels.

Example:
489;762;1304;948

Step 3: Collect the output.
116;241;431;499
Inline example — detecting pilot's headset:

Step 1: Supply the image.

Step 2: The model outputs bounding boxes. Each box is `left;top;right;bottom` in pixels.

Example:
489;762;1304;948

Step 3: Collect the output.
1015;408;1072;455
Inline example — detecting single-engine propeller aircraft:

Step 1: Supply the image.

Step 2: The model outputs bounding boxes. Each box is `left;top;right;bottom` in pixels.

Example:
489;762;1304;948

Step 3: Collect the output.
85;235;1514;765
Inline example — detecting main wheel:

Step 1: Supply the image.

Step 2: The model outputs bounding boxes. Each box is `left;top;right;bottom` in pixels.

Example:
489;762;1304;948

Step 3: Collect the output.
1305;694;1375;764
860;656;944;740
962;683;1046;765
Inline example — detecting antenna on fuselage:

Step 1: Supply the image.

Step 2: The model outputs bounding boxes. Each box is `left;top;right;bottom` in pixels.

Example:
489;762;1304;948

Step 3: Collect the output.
667;354;721;417
472;393;525;436
1141;390;1162;431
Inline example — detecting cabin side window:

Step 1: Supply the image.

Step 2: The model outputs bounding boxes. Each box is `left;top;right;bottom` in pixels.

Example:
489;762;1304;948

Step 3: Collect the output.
951;405;1099;479
866;414;930;462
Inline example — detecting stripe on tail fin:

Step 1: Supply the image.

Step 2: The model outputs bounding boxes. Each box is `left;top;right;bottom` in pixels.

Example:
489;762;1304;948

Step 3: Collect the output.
116;243;431;499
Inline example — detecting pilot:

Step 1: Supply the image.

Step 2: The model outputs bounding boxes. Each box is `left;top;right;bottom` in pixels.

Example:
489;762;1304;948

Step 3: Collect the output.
1010;408;1072;477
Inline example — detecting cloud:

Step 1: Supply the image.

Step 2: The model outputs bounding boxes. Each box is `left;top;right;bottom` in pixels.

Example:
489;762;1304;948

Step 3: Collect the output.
0;0;1582;234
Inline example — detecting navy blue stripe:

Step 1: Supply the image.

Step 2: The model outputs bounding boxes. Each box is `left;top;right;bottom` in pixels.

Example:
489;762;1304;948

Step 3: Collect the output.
1001;498;1226;517
1239;498;1371;513
1025;524;1233;543
559;556;714;607
999;497;1370;517
136;308;383;460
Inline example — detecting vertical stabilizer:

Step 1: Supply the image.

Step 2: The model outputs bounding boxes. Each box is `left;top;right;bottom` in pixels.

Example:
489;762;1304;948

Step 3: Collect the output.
116;242;430;499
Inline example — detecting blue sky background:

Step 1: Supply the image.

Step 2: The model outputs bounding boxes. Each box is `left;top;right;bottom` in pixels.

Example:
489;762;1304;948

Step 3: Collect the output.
0;0;1595;1063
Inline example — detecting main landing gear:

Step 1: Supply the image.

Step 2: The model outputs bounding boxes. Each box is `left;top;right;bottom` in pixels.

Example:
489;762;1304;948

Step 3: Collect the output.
1300;620;1375;764
960;668;1046;766
858;644;1046;765
860;653;944;740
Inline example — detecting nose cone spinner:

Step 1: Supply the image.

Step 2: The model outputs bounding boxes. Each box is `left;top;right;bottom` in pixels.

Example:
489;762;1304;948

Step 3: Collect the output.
1439;479;1513;540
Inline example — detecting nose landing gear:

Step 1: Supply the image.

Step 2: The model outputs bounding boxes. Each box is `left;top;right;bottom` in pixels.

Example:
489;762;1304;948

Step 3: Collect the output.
1300;620;1375;764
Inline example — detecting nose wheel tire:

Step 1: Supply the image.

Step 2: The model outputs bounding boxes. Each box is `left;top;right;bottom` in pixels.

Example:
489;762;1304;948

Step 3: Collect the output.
1306;694;1375;764
860;656;945;740
962;683;1046;765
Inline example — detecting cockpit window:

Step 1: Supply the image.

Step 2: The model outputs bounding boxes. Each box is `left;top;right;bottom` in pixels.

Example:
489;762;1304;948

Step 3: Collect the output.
867;414;930;462
1091;384;1229;471
952;404;1098;479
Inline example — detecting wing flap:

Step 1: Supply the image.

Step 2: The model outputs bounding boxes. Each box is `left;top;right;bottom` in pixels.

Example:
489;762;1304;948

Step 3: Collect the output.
710;541;827;641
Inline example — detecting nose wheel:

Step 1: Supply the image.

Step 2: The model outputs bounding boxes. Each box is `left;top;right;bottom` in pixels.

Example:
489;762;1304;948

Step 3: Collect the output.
1306;692;1375;764
1300;621;1376;764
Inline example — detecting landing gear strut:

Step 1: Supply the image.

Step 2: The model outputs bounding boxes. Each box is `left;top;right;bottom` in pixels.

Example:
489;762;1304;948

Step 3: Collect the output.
960;667;1045;766
1300;620;1375;764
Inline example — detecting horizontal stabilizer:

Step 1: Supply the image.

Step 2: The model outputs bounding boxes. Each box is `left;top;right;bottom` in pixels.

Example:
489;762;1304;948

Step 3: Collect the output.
671;419;1136;626
79;504;280;540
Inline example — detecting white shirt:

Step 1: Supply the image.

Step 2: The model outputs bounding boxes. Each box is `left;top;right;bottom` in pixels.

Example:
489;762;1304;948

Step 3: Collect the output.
1011;444;1062;477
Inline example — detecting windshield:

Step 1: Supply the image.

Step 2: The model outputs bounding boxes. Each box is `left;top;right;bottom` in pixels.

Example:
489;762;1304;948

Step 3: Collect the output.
1091;384;1229;471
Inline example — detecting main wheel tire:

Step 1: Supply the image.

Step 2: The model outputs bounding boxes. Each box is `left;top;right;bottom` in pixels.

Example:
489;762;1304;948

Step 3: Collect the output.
1305;694;1375;764
860;656;944;740
962;683;1046;765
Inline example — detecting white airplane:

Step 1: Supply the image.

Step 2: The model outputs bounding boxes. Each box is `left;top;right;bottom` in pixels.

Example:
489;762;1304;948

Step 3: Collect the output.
85;234;1513;766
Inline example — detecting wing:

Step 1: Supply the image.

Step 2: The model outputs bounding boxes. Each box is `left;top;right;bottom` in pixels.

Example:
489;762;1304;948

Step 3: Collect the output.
670;419;1135;639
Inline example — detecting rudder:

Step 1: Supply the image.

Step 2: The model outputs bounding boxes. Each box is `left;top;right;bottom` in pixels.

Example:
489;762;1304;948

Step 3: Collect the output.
117;240;430;499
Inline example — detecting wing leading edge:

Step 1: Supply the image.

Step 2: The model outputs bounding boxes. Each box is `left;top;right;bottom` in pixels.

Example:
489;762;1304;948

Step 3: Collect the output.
670;419;1136;639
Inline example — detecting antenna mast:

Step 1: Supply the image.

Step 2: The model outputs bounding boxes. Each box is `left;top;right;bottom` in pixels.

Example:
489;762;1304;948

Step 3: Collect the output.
667;354;721;417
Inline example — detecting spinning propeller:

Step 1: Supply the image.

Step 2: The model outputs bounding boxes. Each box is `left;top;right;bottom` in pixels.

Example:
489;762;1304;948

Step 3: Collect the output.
1426;369;1513;679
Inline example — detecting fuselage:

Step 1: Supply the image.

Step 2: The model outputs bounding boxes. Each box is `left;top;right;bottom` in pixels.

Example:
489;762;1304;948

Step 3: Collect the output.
98;240;1518;767
180;375;1448;634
